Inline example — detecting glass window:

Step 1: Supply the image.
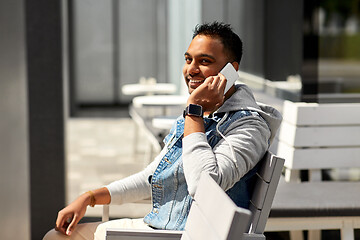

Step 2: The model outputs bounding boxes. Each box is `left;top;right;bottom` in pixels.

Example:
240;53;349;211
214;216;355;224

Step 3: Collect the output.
319;0;360;95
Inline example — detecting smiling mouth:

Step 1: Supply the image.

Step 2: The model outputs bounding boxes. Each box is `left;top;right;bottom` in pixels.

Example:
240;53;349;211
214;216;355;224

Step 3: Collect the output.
189;79;204;83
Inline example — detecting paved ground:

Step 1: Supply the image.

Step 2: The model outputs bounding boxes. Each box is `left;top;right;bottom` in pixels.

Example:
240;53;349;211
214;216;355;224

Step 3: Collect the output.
66;113;153;219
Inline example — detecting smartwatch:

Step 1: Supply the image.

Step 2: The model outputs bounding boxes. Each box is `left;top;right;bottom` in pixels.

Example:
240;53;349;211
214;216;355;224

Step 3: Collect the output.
183;104;203;118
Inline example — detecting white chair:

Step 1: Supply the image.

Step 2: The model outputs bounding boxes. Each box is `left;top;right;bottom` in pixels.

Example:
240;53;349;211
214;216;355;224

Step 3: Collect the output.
104;151;285;240
106;172;252;240
267;100;360;240
247;151;285;237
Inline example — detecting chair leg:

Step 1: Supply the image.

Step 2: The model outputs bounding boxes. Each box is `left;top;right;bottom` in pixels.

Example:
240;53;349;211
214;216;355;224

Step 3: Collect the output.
289;230;304;240
144;143;154;167
309;170;322;182
284;169;300;182
133;124;139;155
308;230;321;240
102;205;110;222
341;220;354;240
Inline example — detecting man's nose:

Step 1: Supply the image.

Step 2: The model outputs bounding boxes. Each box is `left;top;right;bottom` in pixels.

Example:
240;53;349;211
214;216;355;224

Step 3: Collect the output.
187;61;200;75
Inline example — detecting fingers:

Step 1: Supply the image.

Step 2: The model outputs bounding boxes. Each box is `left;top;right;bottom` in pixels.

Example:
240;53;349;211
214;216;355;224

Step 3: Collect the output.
204;75;222;90
209;75;227;97
203;76;214;85
189;74;226;112
55;212;71;235
66;214;80;236
56;210;79;236
218;73;227;92
211;75;221;88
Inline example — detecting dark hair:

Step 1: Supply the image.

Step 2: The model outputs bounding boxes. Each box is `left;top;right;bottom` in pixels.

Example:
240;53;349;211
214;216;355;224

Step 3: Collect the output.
193;22;243;63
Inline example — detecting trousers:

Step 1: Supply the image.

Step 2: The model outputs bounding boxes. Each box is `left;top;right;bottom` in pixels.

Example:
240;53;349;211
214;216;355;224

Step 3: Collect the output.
43;218;152;240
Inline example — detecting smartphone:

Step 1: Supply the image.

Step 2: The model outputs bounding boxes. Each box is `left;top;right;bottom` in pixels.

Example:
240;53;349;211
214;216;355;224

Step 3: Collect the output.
220;62;239;94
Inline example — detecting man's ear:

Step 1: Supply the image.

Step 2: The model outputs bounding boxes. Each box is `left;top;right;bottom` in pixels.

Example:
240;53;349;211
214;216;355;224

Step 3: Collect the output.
231;62;239;71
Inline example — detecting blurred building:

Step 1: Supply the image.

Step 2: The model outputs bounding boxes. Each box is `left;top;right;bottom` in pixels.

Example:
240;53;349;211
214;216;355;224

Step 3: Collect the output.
1;0;359;239
70;0;360;109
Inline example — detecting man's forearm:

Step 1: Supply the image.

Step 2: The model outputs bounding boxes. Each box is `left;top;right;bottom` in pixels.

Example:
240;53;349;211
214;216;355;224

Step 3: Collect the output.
184;115;205;137
83;187;111;206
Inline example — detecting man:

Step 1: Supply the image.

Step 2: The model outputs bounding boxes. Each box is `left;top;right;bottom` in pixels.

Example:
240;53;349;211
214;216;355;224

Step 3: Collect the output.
44;21;281;239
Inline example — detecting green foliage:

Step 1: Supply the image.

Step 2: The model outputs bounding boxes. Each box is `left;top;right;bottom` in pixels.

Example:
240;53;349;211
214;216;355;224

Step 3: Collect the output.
320;33;360;60
320;0;360;18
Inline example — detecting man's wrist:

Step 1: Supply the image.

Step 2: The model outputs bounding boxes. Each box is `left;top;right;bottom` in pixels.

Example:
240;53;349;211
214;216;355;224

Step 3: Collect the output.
183;104;203;118
84;191;96;207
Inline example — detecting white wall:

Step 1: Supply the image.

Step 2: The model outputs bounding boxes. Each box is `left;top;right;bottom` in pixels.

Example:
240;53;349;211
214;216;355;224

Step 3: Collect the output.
168;0;202;95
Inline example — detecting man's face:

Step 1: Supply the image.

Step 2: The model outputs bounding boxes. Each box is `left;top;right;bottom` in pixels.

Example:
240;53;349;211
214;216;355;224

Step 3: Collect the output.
183;35;229;94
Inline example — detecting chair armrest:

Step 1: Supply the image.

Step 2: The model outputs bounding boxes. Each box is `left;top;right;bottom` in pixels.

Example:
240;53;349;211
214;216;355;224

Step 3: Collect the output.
243;233;266;240
105;229;264;240
106;228;183;240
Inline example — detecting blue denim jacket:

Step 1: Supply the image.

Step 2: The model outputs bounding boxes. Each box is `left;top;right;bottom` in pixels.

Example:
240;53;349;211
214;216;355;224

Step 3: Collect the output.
143;110;259;230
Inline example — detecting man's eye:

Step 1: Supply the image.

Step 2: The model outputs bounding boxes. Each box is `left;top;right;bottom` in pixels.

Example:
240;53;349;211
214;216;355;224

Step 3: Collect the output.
185;58;192;64
201;59;211;64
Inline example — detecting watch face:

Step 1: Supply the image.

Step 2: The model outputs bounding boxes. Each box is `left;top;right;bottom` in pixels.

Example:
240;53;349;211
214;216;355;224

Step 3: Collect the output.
184;104;203;118
189;104;202;116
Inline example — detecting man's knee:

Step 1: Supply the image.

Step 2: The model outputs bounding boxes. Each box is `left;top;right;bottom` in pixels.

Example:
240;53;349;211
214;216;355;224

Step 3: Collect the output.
43;222;101;240
43;228;68;240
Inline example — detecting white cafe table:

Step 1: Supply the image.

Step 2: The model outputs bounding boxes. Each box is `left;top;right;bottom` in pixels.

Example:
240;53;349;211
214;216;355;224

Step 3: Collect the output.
132;95;188;108
130;95;187;164
122;83;177;96
152;116;177;130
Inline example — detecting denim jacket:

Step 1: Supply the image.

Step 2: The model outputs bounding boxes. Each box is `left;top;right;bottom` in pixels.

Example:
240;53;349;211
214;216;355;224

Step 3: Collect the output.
106;84;281;231
143;110;260;230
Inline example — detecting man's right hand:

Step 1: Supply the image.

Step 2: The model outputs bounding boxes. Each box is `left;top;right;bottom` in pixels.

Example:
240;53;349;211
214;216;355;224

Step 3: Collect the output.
55;187;111;236
55;193;90;236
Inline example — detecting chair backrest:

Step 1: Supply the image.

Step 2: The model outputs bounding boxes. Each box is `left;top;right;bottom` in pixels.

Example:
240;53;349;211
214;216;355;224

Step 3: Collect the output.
275;100;360;182
248;151;285;234
182;172;252;240
277;100;360;171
